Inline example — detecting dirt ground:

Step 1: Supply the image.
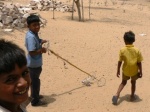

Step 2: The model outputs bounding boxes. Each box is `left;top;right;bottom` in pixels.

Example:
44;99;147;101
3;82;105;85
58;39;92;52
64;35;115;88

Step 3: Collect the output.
1;0;150;112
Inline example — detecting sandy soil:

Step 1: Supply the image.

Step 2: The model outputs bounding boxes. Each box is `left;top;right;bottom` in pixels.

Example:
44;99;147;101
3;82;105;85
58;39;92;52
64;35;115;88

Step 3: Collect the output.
1;0;150;112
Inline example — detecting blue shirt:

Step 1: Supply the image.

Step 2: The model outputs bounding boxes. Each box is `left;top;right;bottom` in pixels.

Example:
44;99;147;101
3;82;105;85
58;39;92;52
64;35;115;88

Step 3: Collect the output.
25;30;42;68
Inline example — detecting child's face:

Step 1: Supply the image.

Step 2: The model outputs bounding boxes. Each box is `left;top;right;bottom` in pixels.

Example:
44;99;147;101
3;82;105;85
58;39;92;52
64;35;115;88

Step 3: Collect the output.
28;22;40;33
0;64;31;105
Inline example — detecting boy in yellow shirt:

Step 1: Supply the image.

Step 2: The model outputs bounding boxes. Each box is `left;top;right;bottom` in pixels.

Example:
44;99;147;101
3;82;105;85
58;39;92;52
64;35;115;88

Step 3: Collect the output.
112;31;143;105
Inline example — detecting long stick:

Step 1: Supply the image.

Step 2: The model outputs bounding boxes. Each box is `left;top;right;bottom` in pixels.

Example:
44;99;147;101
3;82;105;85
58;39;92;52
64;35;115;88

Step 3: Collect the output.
49;49;94;78
48;49;106;87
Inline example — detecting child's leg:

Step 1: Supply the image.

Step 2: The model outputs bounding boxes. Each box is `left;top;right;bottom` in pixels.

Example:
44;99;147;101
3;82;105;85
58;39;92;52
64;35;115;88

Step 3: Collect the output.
112;80;127;104
116;80;127;97
29;67;42;105
130;80;136;101
130;74;139;101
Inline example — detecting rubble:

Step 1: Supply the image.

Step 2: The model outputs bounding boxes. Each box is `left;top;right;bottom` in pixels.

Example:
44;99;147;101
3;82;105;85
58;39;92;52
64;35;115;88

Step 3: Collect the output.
29;0;74;12
0;0;74;31
0;2;47;30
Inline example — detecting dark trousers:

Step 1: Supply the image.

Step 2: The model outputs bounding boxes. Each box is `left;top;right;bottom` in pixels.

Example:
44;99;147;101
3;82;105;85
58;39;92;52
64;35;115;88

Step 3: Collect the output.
29;67;42;104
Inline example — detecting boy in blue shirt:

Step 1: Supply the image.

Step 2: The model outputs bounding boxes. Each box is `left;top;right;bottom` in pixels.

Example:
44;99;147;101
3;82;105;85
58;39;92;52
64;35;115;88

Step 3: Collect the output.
25;15;47;106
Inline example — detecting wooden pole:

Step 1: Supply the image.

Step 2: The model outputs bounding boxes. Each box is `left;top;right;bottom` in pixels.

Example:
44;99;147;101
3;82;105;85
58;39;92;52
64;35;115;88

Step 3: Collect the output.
53;0;55;19
81;0;84;21
72;0;75;20
75;0;82;21
89;0;91;20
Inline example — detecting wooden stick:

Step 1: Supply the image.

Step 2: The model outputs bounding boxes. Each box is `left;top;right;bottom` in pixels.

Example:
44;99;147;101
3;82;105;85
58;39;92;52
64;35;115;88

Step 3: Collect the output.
72;0;75;20
53;0;55;19
49;49;94;78
48;49;106;87
89;0;91;20
81;0;84;21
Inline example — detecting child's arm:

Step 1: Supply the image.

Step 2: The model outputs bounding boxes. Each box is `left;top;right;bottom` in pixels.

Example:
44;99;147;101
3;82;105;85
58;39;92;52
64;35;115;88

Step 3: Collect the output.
137;62;143;78
29;48;47;56
39;39;47;45
117;61;122;78
29;39;47;56
41;40;47;45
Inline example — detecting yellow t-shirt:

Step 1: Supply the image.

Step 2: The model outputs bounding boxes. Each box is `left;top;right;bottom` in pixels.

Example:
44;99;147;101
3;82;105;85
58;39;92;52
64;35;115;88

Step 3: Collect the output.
119;45;143;76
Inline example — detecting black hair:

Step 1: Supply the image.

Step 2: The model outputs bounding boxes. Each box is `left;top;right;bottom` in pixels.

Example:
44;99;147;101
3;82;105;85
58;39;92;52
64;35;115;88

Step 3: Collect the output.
123;31;135;43
0;39;27;74
27;14;40;25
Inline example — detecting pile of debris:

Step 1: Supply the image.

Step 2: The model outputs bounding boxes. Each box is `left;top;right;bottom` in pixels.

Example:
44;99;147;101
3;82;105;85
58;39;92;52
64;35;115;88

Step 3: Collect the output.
29;0;74;12
0;0;74;31
0;1;47;31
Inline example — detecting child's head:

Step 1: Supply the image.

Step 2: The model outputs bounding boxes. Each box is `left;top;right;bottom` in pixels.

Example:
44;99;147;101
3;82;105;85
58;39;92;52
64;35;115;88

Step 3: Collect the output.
0;39;31;107
27;14;40;33
123;31;135;44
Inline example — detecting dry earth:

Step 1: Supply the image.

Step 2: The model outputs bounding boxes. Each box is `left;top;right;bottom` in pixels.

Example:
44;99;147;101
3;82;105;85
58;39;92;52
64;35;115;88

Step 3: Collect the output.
1;0;150;112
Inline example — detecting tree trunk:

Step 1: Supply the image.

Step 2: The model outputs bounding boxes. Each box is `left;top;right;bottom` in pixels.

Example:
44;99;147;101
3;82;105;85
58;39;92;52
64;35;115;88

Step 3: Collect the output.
74;0;81;21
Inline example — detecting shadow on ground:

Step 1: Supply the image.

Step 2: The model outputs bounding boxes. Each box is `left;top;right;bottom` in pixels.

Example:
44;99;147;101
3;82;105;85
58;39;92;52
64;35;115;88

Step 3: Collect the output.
50;85;87;97
37;95;56;107
117;94;142;105
63;15;142;26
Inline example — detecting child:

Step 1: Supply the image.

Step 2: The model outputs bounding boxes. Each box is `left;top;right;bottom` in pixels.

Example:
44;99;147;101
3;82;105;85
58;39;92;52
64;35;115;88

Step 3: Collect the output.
0;39;31;112
112;31;143;105
25;14;47;106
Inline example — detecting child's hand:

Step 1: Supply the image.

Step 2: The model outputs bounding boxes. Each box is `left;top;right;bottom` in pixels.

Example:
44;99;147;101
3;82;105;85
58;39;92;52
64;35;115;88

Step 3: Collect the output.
41;48;47;53
138;72;142;78
116;71;120;78
41;40;47;44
